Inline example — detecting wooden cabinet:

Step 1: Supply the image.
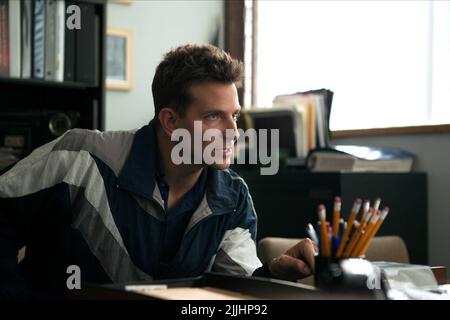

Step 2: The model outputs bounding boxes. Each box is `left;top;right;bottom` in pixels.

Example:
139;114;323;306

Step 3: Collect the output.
236;169;428;264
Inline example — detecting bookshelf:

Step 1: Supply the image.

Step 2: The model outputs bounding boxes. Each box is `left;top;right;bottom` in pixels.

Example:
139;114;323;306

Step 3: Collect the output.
0;0;106;167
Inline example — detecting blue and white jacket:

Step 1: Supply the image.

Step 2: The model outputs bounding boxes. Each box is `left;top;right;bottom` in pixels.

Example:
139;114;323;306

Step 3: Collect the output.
0;121;262;298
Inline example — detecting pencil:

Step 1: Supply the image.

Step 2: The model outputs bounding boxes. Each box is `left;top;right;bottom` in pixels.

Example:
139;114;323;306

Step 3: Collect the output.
342;202;371;257
332;197;341;237
366;197;381;223
336;198;362;257
306;223;319;245
339;218;345;238
351;212;380;257
343;220;360;257
373;197;381;212
318;204;330;257
359;198;379;230
351;198;381;256
359;207;390;256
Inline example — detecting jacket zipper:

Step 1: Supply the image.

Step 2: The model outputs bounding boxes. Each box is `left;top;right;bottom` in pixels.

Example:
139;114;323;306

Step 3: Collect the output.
152;198;166;279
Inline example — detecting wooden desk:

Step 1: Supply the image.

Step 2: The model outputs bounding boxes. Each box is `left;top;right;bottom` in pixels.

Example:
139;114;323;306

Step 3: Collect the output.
431;266;449;285
68;272;384;300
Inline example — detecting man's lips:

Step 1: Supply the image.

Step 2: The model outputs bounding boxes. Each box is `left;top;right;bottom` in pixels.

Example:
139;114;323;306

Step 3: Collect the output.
215;147;233;157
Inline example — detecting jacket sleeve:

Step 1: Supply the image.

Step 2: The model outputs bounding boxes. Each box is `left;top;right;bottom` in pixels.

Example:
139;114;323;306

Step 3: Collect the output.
0;136;68;299
211;182;263;276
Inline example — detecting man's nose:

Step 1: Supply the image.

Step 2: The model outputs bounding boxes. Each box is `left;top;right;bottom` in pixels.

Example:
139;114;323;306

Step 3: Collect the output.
224;116;239;143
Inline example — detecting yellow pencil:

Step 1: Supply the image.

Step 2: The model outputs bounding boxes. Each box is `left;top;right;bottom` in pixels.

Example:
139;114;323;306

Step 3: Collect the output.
331;197;341;238
359;207;390;256
343;220;360;257
343;202;371;257
351;212;379;257
360;198;380;231
366;197;381;223
373;197;381;212
318;204;330;257
332;197;341;237
336;198;362;257
351;198;381;256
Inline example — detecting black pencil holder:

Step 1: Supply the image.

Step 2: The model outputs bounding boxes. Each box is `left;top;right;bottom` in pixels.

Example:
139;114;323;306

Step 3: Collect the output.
314;256;345;288
314;256;376;291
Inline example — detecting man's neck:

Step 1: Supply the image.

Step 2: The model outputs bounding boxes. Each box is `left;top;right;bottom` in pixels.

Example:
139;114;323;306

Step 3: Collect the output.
156;126;204;199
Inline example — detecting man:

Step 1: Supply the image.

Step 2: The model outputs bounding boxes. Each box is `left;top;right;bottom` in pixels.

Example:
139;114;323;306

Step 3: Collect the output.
0;44;315;298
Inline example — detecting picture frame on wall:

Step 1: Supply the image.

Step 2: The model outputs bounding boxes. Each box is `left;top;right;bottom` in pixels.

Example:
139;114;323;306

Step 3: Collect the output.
106;28;133;91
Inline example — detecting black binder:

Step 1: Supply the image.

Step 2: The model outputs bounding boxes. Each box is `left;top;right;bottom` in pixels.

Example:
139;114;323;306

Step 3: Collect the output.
75;2;97;84
64;0;76;82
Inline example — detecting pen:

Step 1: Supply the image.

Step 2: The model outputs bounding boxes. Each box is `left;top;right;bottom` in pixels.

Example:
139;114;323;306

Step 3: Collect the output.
306;223;319;245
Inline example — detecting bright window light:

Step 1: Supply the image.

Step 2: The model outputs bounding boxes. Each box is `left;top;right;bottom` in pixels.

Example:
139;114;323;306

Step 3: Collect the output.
252;0;450;130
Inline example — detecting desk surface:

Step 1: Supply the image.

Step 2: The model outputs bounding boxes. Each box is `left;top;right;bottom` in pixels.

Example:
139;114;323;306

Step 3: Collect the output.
68;273;385;300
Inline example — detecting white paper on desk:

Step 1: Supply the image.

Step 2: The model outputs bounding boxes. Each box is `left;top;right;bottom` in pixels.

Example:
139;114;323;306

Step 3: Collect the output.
372;261;439;291
125;284;168;292
388;288;450;300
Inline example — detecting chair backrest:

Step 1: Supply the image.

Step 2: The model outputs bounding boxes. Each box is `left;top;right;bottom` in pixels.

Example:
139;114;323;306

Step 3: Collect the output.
257;235;410;264
363;235;410;263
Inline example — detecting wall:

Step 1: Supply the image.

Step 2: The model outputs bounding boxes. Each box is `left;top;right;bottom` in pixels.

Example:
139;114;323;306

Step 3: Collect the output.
105;0;224;131
333;133;450;274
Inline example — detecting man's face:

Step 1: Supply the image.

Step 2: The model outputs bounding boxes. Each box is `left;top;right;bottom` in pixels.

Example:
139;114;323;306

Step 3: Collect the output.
176;81;241;170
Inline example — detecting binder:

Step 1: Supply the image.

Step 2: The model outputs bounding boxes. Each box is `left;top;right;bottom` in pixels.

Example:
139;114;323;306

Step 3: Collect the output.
8;0;21;78
44;0;56;80
0;0;10;76
64;0;75;81
75;2;97;84
32;0;45;79
273;88;334;152
21;0;33;78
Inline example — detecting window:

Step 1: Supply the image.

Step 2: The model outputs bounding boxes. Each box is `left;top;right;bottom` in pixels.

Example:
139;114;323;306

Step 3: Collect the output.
248;0;450;131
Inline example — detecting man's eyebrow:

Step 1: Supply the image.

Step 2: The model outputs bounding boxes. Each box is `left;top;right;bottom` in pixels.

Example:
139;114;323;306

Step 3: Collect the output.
202;107;241;114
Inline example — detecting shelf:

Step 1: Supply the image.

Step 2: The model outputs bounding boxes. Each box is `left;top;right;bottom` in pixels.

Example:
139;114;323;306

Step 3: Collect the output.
0;0;105;144
0;77;99;90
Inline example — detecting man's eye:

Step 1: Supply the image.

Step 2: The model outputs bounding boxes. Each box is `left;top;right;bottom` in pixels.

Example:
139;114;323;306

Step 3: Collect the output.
233;113;240;121
205;113;220;120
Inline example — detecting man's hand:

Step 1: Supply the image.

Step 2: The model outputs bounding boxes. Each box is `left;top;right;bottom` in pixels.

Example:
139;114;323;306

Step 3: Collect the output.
268;238;317;282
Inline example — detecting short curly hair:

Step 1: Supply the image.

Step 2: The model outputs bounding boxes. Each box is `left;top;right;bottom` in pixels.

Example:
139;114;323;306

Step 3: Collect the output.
152;44;243;120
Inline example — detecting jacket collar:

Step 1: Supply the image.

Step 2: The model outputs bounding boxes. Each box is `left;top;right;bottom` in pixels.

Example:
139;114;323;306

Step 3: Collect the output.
117;120;158;200
117;120;236;213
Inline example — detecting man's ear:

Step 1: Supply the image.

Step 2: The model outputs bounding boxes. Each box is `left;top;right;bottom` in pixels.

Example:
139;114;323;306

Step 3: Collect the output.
158;107;179;137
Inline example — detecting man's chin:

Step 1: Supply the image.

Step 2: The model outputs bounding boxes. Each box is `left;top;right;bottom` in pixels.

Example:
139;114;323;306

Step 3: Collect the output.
209;162;231;170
